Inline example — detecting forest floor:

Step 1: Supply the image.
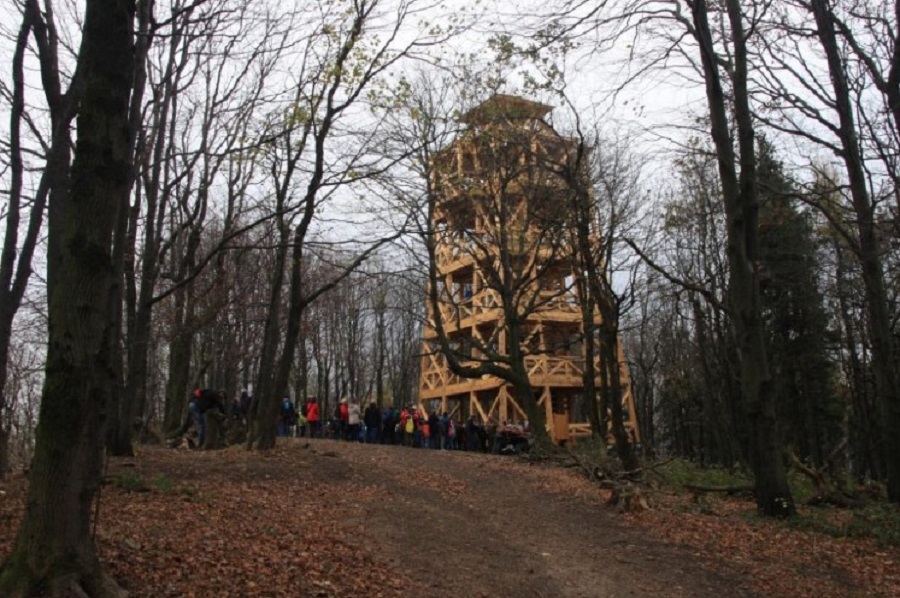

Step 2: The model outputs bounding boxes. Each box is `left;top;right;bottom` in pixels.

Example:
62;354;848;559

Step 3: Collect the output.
1;438;898;597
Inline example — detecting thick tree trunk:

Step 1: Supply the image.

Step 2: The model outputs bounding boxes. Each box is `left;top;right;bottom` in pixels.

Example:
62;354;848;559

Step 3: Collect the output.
568;197;605;443
579;294;604;442
506;317;550;447
262;238;313;450
692;0;794;516
0;0;134;594
0;320;13;479
109;0;154;457
599;331;639;470
247;221;289;450
164;292;192;435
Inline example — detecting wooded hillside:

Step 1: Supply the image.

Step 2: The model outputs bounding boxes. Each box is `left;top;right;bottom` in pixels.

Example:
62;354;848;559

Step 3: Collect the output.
0;0;898;594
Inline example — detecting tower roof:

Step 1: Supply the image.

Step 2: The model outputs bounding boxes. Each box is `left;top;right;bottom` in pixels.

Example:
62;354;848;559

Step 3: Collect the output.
459;94;553;125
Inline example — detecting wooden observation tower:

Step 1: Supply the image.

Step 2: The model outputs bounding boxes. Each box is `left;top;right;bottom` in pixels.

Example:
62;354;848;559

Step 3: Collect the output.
418;94;640;444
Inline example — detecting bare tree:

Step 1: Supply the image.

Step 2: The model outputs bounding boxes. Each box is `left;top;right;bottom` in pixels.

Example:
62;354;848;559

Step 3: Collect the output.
247;0;455;450
0;0;134;593
112;0;274;450
0;0;80;477
747;0;899;500
804;0;899;502
555;126;644;470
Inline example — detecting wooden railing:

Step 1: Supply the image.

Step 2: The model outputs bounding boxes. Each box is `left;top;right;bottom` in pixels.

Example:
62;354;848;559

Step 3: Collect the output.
525;355;585;382
422;353;585;395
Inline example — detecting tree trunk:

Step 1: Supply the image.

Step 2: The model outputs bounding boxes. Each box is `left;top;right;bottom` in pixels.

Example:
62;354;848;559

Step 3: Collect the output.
566;188;605;443
579;287;603;442
247;218;289;450
506;316;550;447
0;0;134;594
109;0;155;457
834;241;880;479
262;224;324;449
0;319;14;479
691;0;794;516
0;425;9;479
599;328;639;471
164;290;193;435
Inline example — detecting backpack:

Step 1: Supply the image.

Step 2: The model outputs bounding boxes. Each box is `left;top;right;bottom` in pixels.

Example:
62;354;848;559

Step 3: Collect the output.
283;399;295;415
405;418;414;434
282;399;295;425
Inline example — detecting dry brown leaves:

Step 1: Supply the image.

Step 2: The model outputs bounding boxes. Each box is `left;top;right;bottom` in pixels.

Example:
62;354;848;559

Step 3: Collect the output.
0;446;424;598
474;453;900;597
1;445;898;597
624;490;900;598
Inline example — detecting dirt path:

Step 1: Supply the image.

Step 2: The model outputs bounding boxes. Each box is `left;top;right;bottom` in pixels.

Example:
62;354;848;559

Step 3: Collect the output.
0;439;771;597
306;439;752;598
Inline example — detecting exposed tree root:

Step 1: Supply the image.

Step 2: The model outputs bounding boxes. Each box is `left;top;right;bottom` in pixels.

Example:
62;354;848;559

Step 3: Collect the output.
0;566;126;598
789;442;866;509
524;447;662;513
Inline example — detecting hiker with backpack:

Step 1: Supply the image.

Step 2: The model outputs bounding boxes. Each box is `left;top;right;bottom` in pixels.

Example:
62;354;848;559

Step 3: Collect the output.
278;396;297;437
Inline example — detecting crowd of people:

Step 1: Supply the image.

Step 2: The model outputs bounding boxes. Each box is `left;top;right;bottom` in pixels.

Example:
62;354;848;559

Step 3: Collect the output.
178;389;531;454
277;396;531;454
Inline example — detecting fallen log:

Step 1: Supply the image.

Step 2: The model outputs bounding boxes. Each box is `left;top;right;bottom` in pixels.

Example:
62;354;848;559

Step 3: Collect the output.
805;492;866;509
683;483;754;495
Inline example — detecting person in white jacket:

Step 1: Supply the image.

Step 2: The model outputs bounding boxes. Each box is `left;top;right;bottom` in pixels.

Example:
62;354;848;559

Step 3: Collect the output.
347;399;361;442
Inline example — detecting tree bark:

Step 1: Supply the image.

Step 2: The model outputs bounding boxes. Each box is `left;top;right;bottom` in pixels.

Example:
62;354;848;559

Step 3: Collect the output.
0;0;134;594
599;329;639;471
690;0;794;516
109;0;155;456
164;290;193;435
248;218;289;450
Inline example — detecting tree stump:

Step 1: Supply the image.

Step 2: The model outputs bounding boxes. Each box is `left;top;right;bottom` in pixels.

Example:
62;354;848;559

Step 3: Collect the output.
204;412;225;450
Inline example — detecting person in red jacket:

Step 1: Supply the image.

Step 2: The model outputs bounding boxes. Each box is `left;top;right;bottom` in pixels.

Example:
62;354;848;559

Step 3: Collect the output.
306;397;320;438
338;398;350;440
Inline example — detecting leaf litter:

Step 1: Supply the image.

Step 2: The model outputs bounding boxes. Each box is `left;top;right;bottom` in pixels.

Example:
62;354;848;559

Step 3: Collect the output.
0;441;896;597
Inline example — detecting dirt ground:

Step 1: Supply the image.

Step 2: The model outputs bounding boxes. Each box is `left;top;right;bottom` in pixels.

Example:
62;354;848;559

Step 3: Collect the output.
324;440;751;598
143;439;750;597
2;439;895;597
